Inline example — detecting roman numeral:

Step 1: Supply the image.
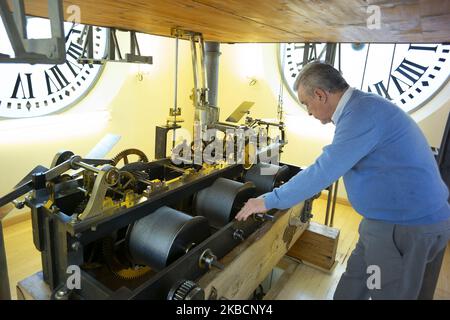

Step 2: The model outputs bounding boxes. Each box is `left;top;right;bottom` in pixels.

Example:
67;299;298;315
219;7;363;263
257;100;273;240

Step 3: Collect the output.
65;26;82;43
65;59;82;78
408;44;437;52
45;66;70;95
11;73;35;99
390;59;428;95
66;41;84;62
395;59;428;83
368;81;391;100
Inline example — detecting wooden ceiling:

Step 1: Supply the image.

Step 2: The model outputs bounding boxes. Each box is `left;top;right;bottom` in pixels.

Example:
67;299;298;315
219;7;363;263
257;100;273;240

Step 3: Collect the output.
17;0;450;43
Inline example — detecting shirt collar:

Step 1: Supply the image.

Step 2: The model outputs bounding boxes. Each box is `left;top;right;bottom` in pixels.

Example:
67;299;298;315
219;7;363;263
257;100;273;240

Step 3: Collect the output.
331;87;354;125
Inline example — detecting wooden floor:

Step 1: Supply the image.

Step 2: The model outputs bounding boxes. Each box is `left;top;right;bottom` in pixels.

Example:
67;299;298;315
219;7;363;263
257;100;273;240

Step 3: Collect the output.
270;199;450;300
2;199;449;300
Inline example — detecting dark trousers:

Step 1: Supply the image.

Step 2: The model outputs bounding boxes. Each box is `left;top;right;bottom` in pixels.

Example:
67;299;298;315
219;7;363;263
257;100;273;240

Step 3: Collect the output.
334;218;450;300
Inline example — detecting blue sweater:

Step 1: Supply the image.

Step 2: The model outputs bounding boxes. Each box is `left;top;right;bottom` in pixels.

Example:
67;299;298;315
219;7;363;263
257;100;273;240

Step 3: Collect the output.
264;89;450;225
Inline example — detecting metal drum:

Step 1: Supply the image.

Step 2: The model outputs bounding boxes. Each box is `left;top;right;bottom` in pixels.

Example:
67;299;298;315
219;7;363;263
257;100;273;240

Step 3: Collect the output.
194;178;255;228
127;206;210;271
244;163;290;195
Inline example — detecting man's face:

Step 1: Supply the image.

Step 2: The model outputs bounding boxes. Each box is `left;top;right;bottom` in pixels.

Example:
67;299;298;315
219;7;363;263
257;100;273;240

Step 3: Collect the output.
298;85;333;124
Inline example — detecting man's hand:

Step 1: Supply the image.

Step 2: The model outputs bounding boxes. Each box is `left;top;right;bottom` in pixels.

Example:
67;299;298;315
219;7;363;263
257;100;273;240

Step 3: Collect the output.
235;198;267;221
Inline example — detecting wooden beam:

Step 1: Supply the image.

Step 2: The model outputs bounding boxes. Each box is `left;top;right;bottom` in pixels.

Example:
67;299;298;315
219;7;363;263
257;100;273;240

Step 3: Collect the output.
14;0;450;43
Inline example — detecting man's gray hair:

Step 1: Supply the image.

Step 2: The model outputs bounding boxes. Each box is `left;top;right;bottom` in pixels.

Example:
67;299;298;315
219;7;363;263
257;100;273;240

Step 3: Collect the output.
293;61;349;95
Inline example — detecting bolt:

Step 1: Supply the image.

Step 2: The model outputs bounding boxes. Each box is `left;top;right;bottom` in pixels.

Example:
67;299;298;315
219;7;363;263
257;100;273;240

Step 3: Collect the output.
211;260;224;270
199;249;224;270
12;200;25;209
71;242;81;251
233;229;245;241
70;216;78;224
55;287;69;300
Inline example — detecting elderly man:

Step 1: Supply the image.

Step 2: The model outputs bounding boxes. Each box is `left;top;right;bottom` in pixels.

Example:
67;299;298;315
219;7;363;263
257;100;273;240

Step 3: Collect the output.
235;61;450;300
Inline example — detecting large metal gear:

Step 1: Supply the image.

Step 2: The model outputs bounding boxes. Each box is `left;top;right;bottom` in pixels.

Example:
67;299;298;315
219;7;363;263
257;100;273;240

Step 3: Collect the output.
111;149;149;168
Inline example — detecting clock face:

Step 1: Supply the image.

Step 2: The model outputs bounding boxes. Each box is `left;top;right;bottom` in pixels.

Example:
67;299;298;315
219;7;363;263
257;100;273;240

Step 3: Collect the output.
0;18;108;118
279;43;450;114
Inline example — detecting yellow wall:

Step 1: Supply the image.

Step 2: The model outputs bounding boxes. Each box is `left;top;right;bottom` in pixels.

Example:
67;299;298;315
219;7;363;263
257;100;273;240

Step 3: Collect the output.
1;36;449;217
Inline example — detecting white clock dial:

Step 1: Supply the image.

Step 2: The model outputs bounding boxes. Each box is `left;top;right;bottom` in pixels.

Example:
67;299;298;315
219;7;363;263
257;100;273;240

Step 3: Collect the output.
0;18;108;118
279;43;450;114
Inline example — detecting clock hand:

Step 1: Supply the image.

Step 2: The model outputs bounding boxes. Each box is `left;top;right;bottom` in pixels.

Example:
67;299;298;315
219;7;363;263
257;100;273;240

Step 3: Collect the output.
386;44;397;94
65;23;78;43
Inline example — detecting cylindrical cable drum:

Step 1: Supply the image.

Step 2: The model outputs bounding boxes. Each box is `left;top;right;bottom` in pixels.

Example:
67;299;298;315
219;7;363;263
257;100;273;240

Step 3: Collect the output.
244;163;290;195
127;206;210;271
194;178;255;228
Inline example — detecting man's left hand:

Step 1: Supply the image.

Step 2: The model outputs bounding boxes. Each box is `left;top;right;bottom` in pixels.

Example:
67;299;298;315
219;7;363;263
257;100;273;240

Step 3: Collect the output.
235;198;267;221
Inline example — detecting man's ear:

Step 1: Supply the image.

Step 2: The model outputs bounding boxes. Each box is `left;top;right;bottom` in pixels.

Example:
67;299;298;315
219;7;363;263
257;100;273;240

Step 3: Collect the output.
314;88;327;102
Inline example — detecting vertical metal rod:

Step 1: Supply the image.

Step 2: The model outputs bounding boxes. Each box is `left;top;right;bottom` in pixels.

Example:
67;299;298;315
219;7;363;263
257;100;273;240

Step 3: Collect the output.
330;180;339;227
87;26;93;59
338;43;341;72
109;30;115;60
174;37;179;112
302;43;310;66
204;42;220;110
12;0;26;39
190;35;199;105
278;44;286;123
112;29;122;60
360;43;370;90
79;26;94;60
47;0;64;39
130;31;136;55
190;35;200;123
173;36;179;148
135;33;141;56
198;35;208;92
386;44;397;93
324;184;333;226
0;0;25;55
0;221;11;300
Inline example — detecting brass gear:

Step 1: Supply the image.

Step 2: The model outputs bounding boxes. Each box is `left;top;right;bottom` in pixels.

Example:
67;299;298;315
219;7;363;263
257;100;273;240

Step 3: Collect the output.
102;236;151;281
111;149;149;167
111;171;138;193
111;265;151;280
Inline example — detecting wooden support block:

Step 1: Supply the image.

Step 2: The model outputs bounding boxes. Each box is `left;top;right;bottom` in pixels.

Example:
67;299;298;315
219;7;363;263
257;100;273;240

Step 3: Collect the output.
287;221;339;271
